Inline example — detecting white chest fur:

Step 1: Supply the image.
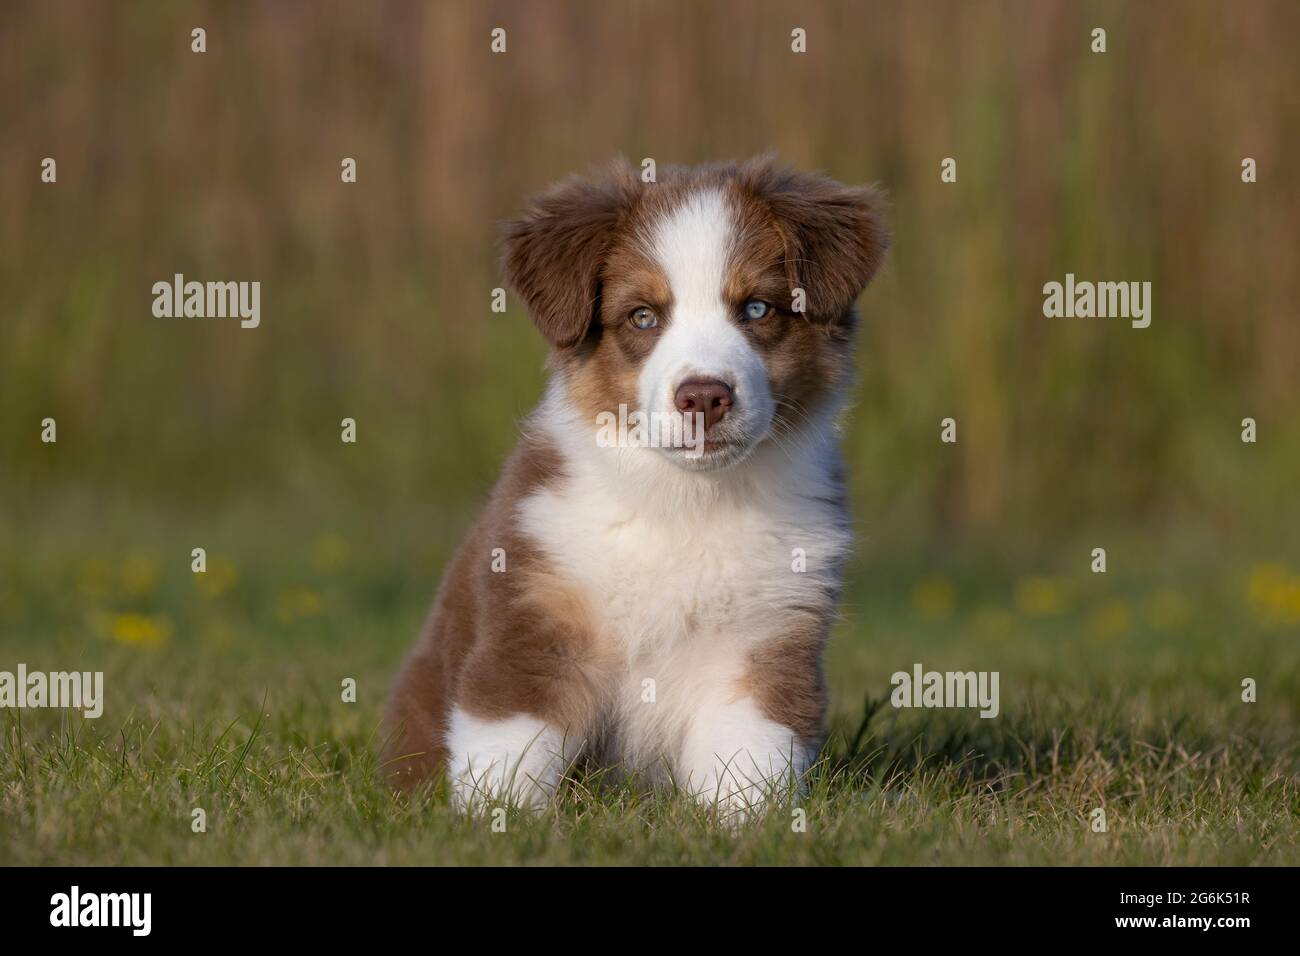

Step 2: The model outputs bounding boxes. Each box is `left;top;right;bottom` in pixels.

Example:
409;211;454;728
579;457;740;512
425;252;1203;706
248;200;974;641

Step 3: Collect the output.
516;417;851;775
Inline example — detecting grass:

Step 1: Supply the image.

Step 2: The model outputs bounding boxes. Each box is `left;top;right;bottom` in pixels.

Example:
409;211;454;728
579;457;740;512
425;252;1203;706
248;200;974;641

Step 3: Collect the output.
1;510;1298;866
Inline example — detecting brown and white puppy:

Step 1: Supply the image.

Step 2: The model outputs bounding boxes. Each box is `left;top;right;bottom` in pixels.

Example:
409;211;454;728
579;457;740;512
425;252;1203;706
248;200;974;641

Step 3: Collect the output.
383;157;887;817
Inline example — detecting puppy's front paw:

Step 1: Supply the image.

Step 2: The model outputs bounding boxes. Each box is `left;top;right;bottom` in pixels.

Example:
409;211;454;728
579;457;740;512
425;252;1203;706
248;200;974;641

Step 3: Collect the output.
444;709;568;813
677;699;812;824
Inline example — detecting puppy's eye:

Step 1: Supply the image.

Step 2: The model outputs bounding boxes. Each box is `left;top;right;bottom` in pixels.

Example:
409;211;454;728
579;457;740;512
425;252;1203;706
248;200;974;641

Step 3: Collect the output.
629;307;658;330
742;299;771;321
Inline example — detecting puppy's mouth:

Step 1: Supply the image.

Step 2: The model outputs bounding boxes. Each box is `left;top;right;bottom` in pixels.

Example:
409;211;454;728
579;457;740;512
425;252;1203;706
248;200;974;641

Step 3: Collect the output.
661;423;766;471
665;438;736;457
593;401;772;471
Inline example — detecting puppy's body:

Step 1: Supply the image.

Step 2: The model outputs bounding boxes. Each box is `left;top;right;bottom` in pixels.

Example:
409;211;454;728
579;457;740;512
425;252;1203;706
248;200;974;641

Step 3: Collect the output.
384;159;887;815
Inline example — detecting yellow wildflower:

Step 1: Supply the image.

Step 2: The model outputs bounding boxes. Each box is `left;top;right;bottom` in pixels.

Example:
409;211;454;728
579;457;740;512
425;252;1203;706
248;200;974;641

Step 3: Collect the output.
1087;600;1131;639
1014;576;1066;617
108;612;173;649
196;558;239;598
911;578;955;620
276;586;323;623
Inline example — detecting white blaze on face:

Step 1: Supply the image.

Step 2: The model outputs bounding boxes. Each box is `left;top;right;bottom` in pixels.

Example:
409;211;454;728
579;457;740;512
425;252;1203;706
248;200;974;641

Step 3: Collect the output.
638;189;775;461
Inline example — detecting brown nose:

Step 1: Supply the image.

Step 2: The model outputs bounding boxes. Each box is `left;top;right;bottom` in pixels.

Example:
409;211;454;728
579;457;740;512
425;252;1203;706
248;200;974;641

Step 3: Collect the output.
674;379;733;430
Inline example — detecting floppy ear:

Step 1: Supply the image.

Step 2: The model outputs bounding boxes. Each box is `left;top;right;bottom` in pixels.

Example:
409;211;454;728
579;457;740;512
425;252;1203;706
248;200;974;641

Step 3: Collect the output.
501;160;639;349
738;157;889;323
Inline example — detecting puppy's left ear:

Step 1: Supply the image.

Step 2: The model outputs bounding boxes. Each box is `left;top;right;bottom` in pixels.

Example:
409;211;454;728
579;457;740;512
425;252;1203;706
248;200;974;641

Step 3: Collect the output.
501;159;639;350
739;157;889;323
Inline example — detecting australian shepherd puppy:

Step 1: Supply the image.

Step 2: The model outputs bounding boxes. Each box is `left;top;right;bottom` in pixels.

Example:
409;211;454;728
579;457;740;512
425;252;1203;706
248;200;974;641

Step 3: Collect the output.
383;156;888;819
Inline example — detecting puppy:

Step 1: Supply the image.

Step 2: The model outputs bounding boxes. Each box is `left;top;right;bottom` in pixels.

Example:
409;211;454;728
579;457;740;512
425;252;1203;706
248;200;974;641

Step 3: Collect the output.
383;157;888;817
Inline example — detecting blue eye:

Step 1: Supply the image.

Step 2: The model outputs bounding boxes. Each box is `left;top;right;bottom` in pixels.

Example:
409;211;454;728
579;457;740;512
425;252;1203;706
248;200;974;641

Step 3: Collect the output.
629;307;658;330
743;299;771;321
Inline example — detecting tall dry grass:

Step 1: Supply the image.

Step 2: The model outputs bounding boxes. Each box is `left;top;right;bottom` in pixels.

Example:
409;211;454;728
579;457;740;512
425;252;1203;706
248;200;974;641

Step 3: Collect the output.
2;0;1296;553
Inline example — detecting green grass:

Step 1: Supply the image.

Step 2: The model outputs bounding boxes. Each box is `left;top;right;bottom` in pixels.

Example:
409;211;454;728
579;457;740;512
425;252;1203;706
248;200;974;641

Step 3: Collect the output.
1;512;1298;865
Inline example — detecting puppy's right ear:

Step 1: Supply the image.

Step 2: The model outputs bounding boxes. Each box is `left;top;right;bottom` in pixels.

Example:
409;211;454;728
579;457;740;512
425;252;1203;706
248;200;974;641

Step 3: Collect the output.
501;160;638;349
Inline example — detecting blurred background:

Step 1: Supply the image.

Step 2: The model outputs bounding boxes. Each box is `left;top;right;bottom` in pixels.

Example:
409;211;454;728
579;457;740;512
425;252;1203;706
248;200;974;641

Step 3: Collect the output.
1;0;1298;649
4;2;1298;866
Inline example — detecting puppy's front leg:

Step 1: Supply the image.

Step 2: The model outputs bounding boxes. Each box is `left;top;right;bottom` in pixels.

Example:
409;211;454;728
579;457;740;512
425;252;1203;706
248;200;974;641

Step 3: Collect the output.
677;695;813;820
445;602;614;813
676;635;826;821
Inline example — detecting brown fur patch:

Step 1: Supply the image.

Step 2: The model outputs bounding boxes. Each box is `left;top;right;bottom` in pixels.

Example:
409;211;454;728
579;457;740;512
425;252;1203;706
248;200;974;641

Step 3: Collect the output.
726;158;887;434
743;616;830;745
733;156;890;324
561;242;673;425
380;434;617;788
500;159;641;349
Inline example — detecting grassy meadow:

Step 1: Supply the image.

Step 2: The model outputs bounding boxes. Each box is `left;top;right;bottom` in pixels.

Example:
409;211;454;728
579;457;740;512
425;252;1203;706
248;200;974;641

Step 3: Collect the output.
1;507;1297;865
2;1;1298;864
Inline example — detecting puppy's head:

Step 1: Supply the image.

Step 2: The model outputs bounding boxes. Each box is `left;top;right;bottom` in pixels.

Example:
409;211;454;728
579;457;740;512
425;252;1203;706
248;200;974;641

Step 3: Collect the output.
502;157;888;471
